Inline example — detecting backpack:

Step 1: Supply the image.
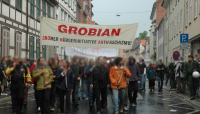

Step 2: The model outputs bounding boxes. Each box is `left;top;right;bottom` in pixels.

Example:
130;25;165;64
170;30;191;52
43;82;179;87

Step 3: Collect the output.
180;63;184;72
0;63;6;79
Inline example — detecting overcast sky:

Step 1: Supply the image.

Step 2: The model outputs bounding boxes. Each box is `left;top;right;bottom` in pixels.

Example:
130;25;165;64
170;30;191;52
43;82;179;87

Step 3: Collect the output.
91;0;156;38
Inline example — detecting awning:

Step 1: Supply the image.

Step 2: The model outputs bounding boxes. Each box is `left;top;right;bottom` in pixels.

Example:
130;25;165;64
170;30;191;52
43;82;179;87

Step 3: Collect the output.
189;34;200;43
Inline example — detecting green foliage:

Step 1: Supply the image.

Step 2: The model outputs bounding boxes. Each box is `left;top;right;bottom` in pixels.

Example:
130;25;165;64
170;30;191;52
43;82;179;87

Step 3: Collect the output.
139;31;148;39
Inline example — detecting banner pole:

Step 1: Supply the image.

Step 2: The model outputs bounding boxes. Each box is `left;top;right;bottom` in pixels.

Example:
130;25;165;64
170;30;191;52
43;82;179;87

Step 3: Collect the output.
42;45;43;58
118;49;131;87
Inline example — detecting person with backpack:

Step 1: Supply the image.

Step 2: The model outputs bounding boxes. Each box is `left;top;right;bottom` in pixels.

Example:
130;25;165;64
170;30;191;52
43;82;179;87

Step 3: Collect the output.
147;63;156;92
175;57;186;93
6;56;31;114
0;56;8;95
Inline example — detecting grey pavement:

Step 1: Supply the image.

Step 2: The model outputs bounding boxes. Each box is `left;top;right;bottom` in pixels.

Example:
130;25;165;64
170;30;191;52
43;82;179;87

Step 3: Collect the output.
0;83;200;114
154;79;200;109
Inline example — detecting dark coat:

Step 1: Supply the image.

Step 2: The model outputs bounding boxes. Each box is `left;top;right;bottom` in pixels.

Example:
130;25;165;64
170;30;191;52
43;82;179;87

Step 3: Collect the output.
91;65;110;89
156;64;166;77
56;69;74;91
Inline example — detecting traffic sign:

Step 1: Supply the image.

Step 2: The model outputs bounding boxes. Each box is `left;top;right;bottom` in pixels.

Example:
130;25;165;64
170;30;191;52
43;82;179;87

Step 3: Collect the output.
180;43;189;49
180;34;189;43
173;51;180;61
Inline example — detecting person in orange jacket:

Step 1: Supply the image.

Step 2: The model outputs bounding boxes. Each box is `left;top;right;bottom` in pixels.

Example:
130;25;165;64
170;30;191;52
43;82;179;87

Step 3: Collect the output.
109;57;131;114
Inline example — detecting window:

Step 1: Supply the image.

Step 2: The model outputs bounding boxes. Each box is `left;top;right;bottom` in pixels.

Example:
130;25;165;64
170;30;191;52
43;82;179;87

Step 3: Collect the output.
190;0;192;23
37;0;40;20
16;0;22;10
36;39;40;59
47;4;51;18
186;2;188;26
30;37;34;59
68;15;70;22
43;45;46;60
61;11;64;20
68;0;71;7
180;10;182;32
166;7;168;19
30;0;35;17
16;33;22;57
42;1;46;17
177;14;179;35
174;18;176;37
195;0;198;18
64;13;67;21
3;0;10;4
170;24;171;40
175;0;177;5
173;0;175;9
170;0;172;12
2;28;10;57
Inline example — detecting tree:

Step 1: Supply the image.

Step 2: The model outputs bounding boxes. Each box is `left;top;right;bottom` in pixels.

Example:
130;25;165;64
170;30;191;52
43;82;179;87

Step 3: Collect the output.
139;31;148;39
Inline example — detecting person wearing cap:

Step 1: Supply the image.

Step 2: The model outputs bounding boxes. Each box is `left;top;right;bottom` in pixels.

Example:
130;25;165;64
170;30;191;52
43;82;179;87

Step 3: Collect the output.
175;57;186;93
184;55;200;100
156;59;166;92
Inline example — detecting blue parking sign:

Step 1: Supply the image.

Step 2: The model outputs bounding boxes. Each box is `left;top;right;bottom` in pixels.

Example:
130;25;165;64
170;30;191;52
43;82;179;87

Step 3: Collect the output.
180;34;189;43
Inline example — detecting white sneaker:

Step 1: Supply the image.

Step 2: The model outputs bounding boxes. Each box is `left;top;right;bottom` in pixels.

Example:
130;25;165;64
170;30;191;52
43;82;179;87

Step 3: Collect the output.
38;107;41;112
1;92;8;96
124;106;128;111
130;103;134;107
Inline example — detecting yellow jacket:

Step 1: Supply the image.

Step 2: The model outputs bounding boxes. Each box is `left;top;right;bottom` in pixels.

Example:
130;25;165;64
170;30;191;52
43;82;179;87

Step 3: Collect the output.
32;65;53;90
6;64;31;83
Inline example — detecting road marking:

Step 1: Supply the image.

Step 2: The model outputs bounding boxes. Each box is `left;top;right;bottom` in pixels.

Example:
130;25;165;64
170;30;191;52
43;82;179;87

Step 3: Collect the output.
0;106;12;108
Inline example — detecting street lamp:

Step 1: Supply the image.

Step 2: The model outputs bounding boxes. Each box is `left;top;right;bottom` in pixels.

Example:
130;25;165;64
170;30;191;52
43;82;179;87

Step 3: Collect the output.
116;13;120;16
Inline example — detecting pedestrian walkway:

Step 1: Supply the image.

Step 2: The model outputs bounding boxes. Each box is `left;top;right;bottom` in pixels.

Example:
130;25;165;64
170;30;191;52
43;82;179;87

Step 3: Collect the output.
0;83;199;114
0;86;34;104
154;80;200;109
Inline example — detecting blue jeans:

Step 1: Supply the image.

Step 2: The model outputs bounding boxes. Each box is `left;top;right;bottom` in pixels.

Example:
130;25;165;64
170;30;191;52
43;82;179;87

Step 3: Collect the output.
86;77;93;106
138;74;145;90
112;89;125;113
158;76;164;90
78;77;87;98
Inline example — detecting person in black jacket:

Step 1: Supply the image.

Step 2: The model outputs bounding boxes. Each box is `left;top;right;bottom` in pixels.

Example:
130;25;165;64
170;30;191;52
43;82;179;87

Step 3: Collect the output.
56;60;74;114
6;56;31;114
85;59;95;109
156;59;166;92
48;57;59;112
90;56;110;114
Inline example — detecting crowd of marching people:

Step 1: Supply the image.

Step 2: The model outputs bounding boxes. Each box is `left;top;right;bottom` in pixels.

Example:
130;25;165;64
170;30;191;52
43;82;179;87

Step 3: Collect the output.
0;54;200;114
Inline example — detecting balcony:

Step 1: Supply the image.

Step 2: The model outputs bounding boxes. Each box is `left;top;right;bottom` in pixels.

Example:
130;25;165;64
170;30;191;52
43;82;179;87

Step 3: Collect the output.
49;0;59;5
77;2;83;9
86;4;90;10
91;11;94;17
83;11;88;16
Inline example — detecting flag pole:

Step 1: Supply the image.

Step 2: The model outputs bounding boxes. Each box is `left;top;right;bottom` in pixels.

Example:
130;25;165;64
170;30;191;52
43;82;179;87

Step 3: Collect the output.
118;49;131;87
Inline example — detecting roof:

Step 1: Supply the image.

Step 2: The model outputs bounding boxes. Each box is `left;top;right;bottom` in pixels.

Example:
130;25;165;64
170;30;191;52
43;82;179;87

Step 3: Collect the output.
141;40;146;46
125;39;140;52
150;2;157;20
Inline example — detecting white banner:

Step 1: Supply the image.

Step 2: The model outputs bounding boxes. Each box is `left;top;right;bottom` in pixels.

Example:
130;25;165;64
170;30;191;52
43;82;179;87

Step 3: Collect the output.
65;47;119;57
40;17;138;49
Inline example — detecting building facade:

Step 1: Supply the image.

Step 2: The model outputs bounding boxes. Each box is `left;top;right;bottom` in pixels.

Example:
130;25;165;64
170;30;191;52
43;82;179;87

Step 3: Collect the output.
162;0;185;64
150;0;166;64
184;0;200;59
0;0;60;61
157;17;165;62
